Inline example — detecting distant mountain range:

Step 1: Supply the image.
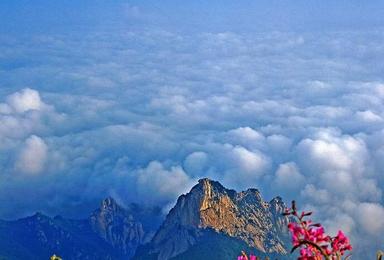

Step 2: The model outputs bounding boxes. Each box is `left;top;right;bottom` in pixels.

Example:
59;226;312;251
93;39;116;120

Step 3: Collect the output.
0;179;291;260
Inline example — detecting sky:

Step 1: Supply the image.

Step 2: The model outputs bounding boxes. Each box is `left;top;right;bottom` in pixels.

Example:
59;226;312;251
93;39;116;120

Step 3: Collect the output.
1;0;384;257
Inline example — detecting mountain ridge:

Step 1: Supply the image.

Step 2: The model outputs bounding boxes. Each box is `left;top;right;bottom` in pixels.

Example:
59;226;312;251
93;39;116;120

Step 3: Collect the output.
0;178;290;260
0;198;161;260
135;178;290;260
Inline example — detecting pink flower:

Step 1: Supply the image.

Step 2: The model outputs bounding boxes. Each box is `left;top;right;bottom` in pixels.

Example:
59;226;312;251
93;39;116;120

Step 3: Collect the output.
237;253;248;260
285;201;352;259
331;230;352;255
238;253;258;260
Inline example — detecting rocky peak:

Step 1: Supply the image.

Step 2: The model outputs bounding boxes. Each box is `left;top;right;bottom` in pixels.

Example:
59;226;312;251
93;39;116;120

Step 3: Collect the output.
195;178;236;195
90;197;145;258
270;196;285;210
31;212;50;220
189;178;235;207
147;179;290;260
194;178;227;192
236;188;264;207
22;212;53;227
99;197;124;214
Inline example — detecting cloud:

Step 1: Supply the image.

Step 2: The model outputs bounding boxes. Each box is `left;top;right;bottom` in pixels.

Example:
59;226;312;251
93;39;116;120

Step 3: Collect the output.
0;88;63;140
136;161;195;205
0;26;384;257
231;146;270;176
16;135;48;175
274;162;304;190
375;83;384;98
355;202;384;236
183;151;209;177
356;110;383;123
227;127;266;150
323;213;355;236
228;127;264;143
6;88;46;113
297;129;369;177
300;184;331;205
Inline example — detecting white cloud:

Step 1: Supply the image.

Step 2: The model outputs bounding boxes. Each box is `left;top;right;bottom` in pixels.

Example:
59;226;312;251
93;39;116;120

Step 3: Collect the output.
374;83;384;98
136;161;195;205
183;151;208;177
297;130;368;176
298;138;352;171
301;184;331;204
323;213;355;236
218;145;271;189
274;162;304;190
0;103;12;114
16;135;48;175
231;146;270;175
355;203;384;235
6;88;45;113
356;110;382;123
228;127;264;143
266;134;293;156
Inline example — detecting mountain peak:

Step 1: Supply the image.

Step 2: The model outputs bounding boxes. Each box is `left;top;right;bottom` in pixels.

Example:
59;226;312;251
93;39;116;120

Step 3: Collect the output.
270;196;283;204
197;177;214;185
90;197;145;258
27;212;50;222
193;178;234;197
148;179;290;259
92;197;132;223
95;197;130;219
197;178;226;188
196;178;222;190
33;211;46;217
100;197;120;210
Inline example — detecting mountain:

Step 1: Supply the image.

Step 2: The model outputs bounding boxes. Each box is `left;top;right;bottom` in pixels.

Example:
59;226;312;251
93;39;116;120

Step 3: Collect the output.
0;212;116;260
89;197;145;258
134;178;290;260
0;198;161;260
0;179;290;260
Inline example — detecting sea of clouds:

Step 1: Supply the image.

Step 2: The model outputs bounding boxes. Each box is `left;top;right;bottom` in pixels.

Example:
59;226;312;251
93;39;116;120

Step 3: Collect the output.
1;14;384;256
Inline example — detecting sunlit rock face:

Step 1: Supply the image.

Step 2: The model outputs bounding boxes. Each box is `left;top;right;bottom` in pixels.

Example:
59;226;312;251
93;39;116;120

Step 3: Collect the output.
145;178;290;260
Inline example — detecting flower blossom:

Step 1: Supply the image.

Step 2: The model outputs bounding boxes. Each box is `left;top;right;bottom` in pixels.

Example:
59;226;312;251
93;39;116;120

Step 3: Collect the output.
284;201;352;260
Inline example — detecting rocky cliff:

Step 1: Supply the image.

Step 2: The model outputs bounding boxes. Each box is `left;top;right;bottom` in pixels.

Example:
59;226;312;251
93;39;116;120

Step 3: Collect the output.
90;197;145;258
137;178;290;260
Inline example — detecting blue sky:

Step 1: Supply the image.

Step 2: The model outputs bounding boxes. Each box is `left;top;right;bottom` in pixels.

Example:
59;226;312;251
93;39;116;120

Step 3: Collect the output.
1;0;384;33
1;1;384;257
